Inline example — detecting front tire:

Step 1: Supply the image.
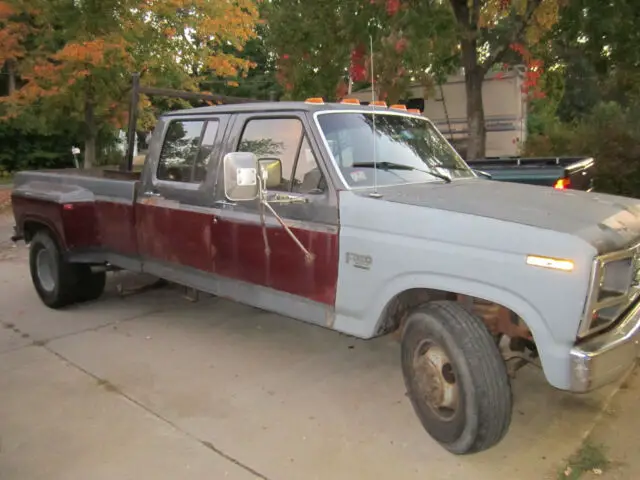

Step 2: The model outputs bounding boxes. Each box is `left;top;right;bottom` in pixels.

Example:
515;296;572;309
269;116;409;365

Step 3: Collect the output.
401;301;512;454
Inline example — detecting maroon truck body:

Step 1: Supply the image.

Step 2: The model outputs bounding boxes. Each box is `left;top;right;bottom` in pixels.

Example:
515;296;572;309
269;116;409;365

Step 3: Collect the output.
11;178;339;306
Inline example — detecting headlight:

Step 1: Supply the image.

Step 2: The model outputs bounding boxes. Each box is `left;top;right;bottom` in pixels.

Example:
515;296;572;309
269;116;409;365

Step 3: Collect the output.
579;248;640;337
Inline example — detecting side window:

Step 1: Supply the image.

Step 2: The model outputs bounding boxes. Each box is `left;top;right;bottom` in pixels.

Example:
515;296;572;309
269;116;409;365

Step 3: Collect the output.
237;118;325;193
193;121;219;182
157;120;205;183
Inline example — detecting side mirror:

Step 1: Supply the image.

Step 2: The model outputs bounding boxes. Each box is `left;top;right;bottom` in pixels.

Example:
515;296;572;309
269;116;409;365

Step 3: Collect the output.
473;169;492;179
258;158;283;190
223;152;259;201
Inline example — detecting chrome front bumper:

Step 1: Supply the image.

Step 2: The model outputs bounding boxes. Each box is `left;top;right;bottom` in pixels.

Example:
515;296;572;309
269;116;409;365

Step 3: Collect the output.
570;301;640;392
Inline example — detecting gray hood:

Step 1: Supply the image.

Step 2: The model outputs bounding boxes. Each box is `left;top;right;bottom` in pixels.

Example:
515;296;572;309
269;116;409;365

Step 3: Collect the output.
358;179;640;254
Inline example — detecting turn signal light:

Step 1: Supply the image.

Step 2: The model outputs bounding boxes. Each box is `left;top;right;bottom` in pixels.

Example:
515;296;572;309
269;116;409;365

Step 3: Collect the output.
526;255;574;272
305;97;325;104
554;178;571;190
340;98;360;105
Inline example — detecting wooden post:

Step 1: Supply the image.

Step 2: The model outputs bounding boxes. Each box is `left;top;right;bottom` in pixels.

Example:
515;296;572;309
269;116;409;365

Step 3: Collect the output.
122;73;140;171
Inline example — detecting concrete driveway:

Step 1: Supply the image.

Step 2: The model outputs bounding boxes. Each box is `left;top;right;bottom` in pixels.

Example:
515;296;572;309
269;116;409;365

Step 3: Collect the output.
0;230;624;480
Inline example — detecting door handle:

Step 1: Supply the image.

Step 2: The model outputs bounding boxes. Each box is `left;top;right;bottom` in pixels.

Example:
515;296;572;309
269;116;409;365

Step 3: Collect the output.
214;199;237;207
145;191;162;197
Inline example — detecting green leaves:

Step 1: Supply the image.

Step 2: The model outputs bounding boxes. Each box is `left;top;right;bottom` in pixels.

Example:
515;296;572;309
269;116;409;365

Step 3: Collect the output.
1;0;260;166
265;0;458;103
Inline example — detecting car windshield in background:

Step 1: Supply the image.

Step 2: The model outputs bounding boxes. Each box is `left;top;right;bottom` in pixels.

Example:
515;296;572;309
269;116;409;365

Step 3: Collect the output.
316;112;474;188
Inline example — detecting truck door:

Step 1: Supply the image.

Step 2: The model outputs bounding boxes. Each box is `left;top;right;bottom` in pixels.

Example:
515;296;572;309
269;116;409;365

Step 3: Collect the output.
211;113;340;306
136;115;228;272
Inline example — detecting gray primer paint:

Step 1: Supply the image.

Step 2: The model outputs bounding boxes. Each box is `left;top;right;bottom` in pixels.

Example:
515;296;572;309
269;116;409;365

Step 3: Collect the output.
333;187;600;390
12;181;96;204
13;170;138;203
371;179;640;254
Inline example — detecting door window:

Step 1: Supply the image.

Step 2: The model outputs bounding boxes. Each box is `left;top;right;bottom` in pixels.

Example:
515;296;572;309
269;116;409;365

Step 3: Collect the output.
237;118;325;193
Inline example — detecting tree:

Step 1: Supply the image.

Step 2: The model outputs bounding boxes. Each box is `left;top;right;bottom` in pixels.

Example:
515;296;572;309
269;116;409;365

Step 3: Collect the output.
448;0;562;159
544;0;640;120
265;0;352;100
0;0;259;168
200;17;283;101
265;0;457;103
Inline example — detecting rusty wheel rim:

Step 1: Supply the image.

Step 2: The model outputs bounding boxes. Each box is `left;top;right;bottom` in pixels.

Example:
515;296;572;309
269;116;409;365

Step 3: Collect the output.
413;342;459;421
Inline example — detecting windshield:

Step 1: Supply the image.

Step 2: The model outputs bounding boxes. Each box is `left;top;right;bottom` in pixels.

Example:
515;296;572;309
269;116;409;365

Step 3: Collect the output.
316;112;474;188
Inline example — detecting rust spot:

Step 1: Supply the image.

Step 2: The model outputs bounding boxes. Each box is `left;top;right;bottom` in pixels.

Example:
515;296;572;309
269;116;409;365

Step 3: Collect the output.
459;295;531;339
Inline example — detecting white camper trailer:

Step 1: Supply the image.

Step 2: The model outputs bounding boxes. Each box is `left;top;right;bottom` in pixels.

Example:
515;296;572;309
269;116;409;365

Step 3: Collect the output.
348;68;528;158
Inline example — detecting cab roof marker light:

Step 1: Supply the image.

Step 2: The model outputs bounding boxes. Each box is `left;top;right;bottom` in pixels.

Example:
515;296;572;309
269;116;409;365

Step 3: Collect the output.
370;100;387;107
526;255;575;272
407;108;422;114
390;104;407;111
305;97;325;104
340;98;360;105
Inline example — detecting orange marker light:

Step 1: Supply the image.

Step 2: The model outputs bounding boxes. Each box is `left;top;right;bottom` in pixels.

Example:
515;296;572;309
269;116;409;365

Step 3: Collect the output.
370;100;387;107
390;104;407;111
340;98;360;105
407;108;421;114
305;97;324;104
554;178;571;190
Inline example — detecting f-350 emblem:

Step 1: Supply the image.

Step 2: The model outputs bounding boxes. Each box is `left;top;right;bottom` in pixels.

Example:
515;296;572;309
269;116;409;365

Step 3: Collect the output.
346;252;373;270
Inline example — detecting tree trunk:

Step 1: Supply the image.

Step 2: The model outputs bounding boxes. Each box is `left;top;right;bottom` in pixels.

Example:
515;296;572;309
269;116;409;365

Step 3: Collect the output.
465;67;486;160
459;26;486;161
6;60;17;95
84;100;96;169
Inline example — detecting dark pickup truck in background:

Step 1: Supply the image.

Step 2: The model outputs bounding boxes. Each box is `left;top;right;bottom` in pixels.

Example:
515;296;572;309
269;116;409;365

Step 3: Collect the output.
467;156;595;191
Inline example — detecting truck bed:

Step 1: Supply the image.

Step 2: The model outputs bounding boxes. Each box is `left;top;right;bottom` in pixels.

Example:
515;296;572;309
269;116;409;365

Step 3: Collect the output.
11;169;141;258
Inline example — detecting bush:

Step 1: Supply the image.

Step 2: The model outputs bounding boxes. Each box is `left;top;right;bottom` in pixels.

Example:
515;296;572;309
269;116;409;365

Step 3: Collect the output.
0;120;121;173
524;102;640;198
0;121;78;174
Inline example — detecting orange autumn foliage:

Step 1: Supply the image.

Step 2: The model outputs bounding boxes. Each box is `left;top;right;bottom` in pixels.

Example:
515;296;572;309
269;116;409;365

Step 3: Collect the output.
0;1;30;65
1;0;259;134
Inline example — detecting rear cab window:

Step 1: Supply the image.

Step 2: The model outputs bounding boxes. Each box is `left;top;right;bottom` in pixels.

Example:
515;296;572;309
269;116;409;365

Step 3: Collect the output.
156;119;220;185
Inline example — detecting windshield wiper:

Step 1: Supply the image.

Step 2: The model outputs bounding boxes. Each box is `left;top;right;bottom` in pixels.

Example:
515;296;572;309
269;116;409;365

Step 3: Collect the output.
351;161;452;183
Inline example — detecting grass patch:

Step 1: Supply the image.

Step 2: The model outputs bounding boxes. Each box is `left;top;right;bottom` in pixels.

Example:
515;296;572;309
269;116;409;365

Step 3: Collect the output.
559;441;610;479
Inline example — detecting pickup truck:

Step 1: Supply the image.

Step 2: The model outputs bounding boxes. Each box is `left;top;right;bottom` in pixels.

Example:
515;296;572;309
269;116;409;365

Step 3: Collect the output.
10;100;640;455
467;156;595;190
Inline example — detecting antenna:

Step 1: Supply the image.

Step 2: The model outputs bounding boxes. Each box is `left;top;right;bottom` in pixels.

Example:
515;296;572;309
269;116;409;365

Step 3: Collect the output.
369;34;382;198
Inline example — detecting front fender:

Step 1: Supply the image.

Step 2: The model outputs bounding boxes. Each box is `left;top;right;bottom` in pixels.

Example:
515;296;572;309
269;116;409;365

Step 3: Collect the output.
366;273;573;389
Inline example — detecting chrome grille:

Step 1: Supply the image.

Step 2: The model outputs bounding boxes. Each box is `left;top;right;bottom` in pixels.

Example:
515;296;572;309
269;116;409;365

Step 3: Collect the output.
579;243;640;337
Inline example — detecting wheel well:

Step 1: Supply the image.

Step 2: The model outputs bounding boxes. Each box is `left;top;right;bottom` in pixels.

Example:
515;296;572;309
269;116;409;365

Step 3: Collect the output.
23;220;58;245
376;288;455;336
376;288;533;344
